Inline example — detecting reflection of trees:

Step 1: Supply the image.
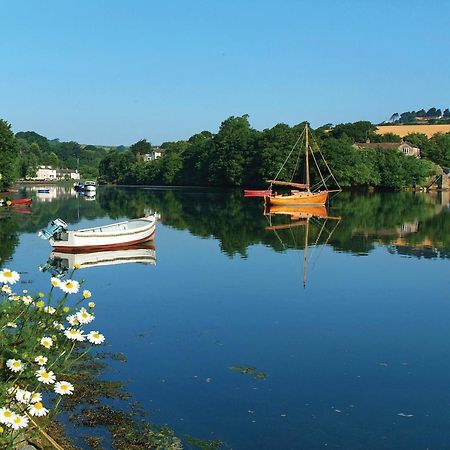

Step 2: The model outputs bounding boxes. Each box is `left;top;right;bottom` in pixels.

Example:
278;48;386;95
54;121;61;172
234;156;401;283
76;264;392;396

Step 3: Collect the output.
4;187;449;261
97;188;450;259
0;215;20;263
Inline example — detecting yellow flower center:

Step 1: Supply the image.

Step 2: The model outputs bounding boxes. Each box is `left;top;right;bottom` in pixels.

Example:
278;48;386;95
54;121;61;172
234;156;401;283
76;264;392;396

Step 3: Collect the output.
12;361;20;367
61;385;68;391
66;282;73;289
13;417;21;424
4;271;12;278
42;372;49;378
4;411;12;418
35;402;43;409
93;333;100;339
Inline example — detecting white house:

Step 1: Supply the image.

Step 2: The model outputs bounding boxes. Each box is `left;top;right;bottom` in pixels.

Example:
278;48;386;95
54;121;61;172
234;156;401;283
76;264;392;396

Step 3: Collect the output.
143;147;165;162
34;166;57;180
56;168;80;180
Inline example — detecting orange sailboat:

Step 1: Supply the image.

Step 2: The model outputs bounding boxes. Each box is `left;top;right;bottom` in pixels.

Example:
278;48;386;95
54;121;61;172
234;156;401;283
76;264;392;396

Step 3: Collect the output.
264;122;341;206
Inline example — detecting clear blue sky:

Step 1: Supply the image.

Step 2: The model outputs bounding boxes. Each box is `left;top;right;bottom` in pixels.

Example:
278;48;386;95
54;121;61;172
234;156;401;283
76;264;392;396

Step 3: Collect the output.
1;0;449;145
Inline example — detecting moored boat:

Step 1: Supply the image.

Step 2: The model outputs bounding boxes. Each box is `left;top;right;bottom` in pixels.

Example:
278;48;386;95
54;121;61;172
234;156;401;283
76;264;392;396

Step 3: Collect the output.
265;122;341;206
39;216;156;251
244;189;272;197
0;198;33;207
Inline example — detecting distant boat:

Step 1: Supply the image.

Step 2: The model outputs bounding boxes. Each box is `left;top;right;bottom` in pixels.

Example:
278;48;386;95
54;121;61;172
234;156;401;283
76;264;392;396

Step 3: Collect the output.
39;216;156;251
265;122;341;206
37;189;50;193
0;198;33;206
40;242;156;276
84;181;96;192
244;189;272;197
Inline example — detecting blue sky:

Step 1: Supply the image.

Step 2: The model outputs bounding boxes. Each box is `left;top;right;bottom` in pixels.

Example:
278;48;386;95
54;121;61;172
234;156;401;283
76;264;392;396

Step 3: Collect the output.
1;0;450;145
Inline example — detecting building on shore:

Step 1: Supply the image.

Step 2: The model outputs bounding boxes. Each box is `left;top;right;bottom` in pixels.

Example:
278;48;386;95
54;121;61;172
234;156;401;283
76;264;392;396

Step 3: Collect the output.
143;147;165;162
31;166;80;181
353;141;420;157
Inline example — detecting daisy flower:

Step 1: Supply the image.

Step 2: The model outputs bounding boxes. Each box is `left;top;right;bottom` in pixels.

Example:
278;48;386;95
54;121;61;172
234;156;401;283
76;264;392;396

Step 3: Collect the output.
64;328;85;342
54;381;74;395
87;331;105;345
82;290;92;299
35;300;45;308
76;308;94;325
43;306;56;315
6;359;24;373
35;368;56;384
66;314;80;326
22;295;33;305
6;322;17;328
15;389;32;404
7;414;29;430
1;285;12;294
34;355;48;365
60;279;80;294
0;268;20;284
53;321;65;331
0;408;15;424
50;277;60;287
40;337;53;349
30;392;42;404
88;301;95;308
28;401;48;417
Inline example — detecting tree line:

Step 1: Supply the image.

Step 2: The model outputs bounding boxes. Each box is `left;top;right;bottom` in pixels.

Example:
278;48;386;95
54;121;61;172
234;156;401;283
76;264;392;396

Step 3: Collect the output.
98;117;446;190
388;107;450;124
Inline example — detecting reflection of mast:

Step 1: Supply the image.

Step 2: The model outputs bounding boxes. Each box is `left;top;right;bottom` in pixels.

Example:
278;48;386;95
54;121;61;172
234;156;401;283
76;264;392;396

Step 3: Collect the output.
303;218;309;288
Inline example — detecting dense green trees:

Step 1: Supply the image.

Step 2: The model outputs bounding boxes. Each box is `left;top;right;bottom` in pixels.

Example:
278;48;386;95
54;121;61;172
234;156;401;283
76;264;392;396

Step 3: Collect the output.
99;116;437;190
0;120;19;189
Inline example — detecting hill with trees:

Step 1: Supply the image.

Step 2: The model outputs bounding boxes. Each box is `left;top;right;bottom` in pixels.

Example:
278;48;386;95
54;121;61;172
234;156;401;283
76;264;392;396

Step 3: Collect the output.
386;107;450;124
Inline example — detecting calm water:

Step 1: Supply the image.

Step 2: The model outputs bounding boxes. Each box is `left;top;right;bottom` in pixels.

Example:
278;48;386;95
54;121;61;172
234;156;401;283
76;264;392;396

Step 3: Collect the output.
2;185;450;449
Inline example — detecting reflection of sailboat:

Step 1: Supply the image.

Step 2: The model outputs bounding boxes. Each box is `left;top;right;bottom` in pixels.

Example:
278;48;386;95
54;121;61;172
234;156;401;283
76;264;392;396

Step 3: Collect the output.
40;242;156;277
265;205;341;287
265;122;341;206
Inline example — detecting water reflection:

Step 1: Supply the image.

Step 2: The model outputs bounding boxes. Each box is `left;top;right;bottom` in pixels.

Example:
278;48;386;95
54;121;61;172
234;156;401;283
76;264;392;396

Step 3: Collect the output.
40;241;156;277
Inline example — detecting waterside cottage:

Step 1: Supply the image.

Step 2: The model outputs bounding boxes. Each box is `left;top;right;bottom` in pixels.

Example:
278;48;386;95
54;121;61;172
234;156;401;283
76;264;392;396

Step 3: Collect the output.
353;141;421;157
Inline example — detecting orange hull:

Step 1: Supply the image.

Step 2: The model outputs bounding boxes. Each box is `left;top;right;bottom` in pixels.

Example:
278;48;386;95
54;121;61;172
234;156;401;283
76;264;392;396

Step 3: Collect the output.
265;191;328;206
268;205;328;219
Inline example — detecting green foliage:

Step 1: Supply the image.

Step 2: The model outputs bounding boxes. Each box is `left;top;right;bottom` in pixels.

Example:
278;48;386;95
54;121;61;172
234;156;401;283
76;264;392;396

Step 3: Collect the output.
130;139;152;158
0;120;19;189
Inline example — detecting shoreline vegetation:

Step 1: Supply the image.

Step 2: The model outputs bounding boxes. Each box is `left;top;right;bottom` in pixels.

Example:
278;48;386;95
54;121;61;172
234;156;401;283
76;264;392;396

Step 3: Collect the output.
1;115;449;192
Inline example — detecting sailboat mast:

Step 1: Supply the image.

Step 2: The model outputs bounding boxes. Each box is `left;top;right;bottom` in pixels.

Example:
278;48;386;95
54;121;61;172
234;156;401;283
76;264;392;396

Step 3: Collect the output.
305;122;310;190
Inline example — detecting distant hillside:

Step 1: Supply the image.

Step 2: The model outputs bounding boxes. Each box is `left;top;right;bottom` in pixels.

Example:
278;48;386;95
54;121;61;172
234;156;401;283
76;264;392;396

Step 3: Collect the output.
385;107;450;125
377;124;450;138
15;131;127;179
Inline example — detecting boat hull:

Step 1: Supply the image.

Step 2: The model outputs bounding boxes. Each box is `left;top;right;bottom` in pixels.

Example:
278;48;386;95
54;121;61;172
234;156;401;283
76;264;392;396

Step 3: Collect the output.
265;191;328;206
11;198;32;206
244;189;272;197
49;217;156;251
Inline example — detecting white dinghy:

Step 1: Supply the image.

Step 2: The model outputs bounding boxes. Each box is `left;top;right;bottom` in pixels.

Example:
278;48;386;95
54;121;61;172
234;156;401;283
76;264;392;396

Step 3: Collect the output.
39;216;156;251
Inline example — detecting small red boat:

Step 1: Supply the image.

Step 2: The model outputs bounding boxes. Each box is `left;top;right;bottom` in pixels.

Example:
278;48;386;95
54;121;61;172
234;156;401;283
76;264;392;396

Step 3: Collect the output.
244;189;272;197
11;198;32;206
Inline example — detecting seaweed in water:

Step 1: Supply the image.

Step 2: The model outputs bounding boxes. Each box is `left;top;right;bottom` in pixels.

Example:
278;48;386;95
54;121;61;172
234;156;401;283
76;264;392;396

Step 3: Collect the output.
229;365;267;379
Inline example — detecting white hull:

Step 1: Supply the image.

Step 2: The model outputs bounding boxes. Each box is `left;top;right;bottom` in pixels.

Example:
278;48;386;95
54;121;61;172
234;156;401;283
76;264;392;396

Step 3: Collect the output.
49;216;156;250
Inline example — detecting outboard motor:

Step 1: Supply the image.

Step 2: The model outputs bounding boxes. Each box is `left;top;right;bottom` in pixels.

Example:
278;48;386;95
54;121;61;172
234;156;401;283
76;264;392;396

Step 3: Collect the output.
39;218;68;240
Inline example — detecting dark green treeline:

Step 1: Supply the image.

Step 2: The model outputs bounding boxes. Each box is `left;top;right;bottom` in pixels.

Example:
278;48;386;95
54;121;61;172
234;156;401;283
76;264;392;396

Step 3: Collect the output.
98;117;446;189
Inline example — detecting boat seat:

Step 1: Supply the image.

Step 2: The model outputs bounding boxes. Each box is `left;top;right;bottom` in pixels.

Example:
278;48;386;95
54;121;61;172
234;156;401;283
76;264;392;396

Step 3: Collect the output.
290;190;300;194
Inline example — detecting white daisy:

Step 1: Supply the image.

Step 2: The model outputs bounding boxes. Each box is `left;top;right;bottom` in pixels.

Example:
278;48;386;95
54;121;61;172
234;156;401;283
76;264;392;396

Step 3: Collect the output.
7;414;29;430
76;308;94;325
82;290;92;299
50;277;60;287
34;355;48;365
30;392;42;404
0;408;15;424
53;321;65;331
60;279;80;294
6;322;17;328
15;389;32;404
43;306;56;315
40;336;53;349
6;359;24;373
35;368;56;384
1;285;12;294
54;381;74;395
64;328;85;342
28;401;48;417
0;268;20;284
22;295;33;305
88;301;95;308
87;331;105;345
66;314;80;326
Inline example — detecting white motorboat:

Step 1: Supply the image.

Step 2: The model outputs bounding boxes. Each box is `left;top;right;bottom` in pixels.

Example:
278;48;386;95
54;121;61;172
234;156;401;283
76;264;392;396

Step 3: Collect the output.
39;216;156;251
84;181;96;192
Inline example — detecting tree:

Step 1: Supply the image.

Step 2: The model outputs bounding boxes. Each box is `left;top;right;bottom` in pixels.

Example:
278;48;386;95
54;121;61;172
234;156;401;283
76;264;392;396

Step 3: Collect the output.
130;139;152;159
443;108;450;118
426;107;437;117
0;120;19;189
329;121;377;142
